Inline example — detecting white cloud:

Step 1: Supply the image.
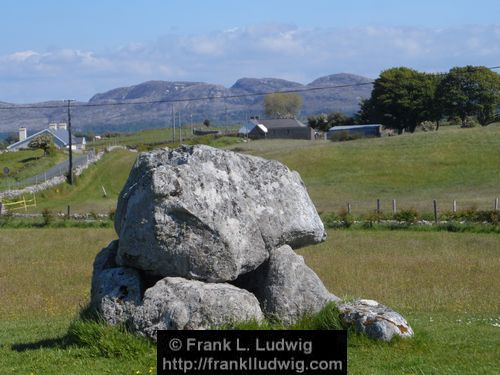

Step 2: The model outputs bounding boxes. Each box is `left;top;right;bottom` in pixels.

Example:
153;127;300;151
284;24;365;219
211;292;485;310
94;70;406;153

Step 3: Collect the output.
0;24;499;102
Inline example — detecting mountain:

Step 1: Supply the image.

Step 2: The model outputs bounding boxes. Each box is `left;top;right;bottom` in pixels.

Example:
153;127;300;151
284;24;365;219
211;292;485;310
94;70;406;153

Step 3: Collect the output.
0;73;372;134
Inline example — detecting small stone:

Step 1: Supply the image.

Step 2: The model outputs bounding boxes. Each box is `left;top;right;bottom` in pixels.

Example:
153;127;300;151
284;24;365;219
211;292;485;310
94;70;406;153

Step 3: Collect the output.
338;299;414;341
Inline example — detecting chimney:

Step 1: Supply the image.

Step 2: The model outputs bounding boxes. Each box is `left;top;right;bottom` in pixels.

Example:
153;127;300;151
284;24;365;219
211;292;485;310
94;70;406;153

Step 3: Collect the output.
58;122;67;130
19;127;27;142
49;123;57;131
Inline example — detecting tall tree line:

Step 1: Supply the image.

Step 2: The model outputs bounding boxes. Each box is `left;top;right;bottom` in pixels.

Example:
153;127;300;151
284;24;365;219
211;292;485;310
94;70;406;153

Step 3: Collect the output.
359;65;500;133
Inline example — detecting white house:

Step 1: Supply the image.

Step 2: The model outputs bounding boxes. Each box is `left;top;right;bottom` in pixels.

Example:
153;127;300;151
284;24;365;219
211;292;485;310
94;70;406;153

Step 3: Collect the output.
7;123;86;151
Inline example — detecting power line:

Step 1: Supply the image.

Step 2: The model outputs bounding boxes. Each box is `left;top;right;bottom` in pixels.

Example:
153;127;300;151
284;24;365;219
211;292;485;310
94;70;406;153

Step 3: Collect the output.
0;65;498;111
0;81;374;110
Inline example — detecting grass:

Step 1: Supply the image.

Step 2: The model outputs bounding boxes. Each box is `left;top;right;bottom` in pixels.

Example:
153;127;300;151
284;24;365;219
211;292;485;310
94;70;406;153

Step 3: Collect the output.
26;136;242;214
31;149;137;214
0;149;66;189
0;227;498;374
91;125;239;150
14;125;500;216
1;125;499;373
228;125;500;214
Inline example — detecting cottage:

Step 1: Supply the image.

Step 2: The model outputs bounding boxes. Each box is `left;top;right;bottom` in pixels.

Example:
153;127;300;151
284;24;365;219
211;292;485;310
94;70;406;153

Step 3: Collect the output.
7;123;86;151
326;124;382;140
238;118;314;140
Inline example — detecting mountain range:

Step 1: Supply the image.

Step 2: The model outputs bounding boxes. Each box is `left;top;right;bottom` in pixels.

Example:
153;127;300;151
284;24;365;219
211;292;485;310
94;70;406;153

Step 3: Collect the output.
0;73;373;134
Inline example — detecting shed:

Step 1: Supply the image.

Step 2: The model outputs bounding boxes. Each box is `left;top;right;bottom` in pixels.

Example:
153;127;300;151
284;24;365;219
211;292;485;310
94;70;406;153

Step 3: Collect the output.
327;124;381;140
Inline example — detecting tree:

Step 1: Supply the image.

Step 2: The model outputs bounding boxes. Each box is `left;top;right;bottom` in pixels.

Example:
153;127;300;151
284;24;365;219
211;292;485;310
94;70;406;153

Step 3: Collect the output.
263;92;302;118
363;67;435;133
327;112;355;126
437;66;500;126
203;119;210;127
423;73;446;130
307;114;329;132
4;132;18;145
28;134;56;156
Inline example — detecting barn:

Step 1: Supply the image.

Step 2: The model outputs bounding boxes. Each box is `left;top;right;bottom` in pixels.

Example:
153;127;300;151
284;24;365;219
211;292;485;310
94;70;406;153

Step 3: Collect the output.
238;118;314;140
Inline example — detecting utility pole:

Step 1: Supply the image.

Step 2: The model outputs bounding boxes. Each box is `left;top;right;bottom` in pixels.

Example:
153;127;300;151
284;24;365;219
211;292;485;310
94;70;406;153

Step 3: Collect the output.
66;99;75;185
179;110;182;143
172;105;175;143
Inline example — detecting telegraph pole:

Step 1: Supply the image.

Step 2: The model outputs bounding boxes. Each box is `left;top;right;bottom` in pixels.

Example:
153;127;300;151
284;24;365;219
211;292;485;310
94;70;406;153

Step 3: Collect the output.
66;100;75;185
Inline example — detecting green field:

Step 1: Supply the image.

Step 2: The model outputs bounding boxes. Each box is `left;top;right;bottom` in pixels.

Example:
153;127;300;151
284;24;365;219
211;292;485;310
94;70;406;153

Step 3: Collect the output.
32;149;137;214
91;125;239;150
0;125;499;373
0;228;498;374
0;149;67;190
15;125;500;216
228;125;500;214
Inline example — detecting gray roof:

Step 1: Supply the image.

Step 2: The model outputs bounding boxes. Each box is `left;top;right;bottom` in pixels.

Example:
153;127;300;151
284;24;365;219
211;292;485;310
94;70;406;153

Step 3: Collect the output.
250;118;306;129
239;123;266;135
7;127;84;150
328;124;381;131
50;128;70;144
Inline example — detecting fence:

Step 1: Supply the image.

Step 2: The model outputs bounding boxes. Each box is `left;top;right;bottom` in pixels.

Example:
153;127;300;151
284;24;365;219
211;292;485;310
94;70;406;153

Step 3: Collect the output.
0;194;37;213
334;197;499;222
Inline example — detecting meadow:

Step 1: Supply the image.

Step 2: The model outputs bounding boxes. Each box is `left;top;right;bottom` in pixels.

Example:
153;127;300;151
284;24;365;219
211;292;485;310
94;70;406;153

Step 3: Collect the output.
0;228;498;374
0;124;499;374
0;149;66;190
14;125;500;216
229;125;500;214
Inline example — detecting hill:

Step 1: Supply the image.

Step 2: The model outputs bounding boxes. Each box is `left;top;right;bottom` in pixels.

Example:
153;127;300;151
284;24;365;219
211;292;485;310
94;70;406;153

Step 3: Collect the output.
0;73;372;134
30;125;500;215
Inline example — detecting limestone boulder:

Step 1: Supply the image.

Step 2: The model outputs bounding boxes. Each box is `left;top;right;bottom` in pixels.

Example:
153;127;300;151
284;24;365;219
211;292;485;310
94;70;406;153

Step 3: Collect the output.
130;277;264;340
234;245;339;324
114;145;325;282
338;299;414;341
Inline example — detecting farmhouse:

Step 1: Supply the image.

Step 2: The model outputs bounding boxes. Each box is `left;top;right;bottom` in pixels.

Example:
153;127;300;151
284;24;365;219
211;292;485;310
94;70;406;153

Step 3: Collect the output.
238;118;314;140
7;123;86;151
326;124;382;140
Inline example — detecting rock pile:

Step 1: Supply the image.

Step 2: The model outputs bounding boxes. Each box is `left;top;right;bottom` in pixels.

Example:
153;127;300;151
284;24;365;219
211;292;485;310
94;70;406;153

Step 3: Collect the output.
90;145;413;342
91;145;335;340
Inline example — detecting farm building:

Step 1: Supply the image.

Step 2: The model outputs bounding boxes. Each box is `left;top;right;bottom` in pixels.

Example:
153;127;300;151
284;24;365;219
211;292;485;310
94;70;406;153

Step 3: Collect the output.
238;118;314;140
327;124;382;140
7;123;86;151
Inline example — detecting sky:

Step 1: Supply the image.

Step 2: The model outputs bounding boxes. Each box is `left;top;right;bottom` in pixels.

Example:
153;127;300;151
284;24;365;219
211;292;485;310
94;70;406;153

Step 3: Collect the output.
0;0;499;103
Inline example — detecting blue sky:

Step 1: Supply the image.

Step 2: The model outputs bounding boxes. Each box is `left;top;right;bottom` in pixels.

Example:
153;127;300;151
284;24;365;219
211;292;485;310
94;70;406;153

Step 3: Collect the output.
1;0;499;102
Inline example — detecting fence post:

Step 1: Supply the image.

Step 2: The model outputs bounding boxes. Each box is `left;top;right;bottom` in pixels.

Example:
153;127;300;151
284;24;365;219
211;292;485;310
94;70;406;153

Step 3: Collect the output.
433;200;438;224
67;205;71;218
23;196;27;212
453;200;457;213
376;199;380;214
495;198;499;211
347;203;351;215
392;199;397;214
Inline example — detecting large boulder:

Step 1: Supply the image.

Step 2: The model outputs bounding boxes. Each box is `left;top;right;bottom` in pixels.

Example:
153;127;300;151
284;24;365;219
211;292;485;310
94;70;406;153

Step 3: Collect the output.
114;145;325;282
338;299;414;341
130;277;264;340
234;245;339;324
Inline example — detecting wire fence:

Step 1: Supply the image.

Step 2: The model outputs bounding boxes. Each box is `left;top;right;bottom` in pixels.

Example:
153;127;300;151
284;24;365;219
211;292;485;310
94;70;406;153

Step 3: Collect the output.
321;197;500;217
